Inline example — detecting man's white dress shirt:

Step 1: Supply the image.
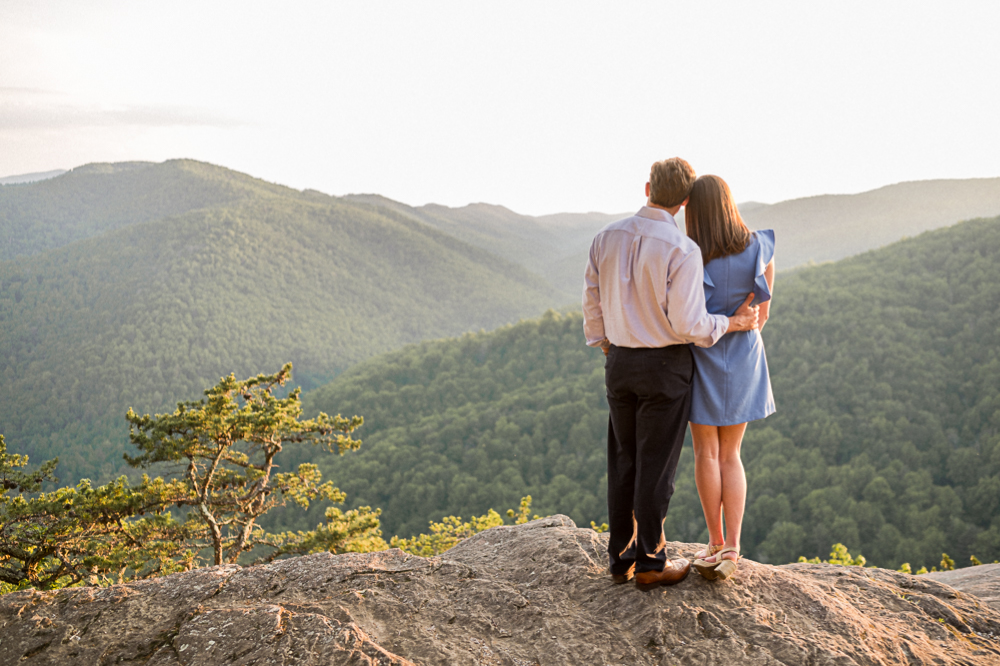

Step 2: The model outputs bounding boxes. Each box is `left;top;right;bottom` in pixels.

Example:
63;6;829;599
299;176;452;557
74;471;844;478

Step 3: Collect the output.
583;206;729;349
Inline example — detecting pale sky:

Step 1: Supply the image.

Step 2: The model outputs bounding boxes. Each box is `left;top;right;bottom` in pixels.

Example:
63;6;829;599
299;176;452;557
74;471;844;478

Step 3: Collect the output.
1;1;998;216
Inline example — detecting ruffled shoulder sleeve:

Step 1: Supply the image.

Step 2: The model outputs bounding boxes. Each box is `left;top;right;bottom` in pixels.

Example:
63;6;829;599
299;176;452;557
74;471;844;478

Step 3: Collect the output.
752;229;775;304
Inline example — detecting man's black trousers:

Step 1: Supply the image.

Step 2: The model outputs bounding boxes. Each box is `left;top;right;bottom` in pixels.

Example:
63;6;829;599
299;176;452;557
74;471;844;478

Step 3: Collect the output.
605;343;693;575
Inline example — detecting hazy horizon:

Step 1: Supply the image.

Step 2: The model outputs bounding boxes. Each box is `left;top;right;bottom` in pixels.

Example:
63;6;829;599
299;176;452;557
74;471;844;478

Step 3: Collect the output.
5;159;1000;218
2;2;999;216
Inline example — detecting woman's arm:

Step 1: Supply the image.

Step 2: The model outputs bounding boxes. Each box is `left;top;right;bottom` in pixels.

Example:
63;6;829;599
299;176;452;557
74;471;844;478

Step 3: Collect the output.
758;259;775;332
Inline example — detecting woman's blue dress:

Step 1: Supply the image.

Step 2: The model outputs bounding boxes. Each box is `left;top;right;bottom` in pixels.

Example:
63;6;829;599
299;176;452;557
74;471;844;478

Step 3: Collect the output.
689;229;776;426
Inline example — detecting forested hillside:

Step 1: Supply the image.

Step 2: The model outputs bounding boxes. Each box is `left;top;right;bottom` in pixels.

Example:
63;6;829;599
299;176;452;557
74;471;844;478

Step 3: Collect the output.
343;194;620;299
301;215;1000;569
738;177;1000;268
0;162;558;483
0;161;293;260
348;178;1000;299
298;311;606;539
6;159;1000;563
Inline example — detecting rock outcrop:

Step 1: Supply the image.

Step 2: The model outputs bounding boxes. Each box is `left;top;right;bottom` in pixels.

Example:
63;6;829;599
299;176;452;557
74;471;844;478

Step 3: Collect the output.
926;563;1000;612
2;516;1000;665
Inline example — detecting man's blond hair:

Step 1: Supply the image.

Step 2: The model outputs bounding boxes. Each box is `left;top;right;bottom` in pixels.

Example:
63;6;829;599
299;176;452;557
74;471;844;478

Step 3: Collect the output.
648;158;696;208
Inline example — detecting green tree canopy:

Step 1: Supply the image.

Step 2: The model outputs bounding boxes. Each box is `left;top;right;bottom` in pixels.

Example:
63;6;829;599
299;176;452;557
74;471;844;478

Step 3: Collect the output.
1;364;383;592
0;434;187;591
125;363;382;565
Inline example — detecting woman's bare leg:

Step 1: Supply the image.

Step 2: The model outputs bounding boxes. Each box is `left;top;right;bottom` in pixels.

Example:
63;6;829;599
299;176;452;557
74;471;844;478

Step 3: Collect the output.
691;423;725;550
717;422;748;561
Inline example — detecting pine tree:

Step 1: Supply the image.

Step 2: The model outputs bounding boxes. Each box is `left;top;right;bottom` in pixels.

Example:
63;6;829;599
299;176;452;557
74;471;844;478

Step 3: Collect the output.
1;363;385;593
125;363;384;566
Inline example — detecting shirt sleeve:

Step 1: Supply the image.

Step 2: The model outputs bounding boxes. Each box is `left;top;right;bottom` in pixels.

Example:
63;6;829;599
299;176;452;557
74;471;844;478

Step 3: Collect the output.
666;250;729;348
582;238;608;347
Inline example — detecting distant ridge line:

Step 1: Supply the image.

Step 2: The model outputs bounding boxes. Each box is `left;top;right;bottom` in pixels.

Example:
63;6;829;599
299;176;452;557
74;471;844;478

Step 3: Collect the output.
0;169;67;185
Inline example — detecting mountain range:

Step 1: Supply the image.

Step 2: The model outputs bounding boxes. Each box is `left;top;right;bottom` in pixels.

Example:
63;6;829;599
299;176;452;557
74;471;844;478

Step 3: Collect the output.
0;160;557;481
736;177;1000;268
344;177;1000;299
341;194;620;298
4;158;1000;494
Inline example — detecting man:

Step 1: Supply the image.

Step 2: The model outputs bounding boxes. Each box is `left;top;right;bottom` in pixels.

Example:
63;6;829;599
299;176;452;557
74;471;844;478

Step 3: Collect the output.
583;158;758;589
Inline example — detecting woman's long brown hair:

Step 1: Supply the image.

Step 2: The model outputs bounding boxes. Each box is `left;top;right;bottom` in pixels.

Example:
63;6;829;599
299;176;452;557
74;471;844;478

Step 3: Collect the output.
685;175;751;264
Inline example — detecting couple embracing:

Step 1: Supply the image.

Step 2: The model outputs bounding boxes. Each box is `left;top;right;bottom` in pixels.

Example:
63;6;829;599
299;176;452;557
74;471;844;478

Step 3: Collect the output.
583;157;775;589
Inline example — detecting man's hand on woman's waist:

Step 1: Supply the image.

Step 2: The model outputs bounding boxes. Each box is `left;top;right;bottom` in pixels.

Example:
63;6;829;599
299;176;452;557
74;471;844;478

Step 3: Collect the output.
727;294;759;332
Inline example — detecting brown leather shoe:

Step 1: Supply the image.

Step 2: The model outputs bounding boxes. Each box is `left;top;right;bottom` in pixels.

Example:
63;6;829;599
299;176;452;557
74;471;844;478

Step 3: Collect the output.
634;558;691;590
610;563;635;584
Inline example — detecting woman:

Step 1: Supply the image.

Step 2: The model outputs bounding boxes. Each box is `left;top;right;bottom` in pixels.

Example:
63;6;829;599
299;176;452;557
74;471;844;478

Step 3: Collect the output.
684;175;775;580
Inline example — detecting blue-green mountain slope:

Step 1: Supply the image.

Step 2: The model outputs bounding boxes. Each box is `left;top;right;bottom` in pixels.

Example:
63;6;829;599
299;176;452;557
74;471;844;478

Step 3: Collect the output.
0;160;299;261
301;214;1000;569
348;177;1000;300
0;162;558;482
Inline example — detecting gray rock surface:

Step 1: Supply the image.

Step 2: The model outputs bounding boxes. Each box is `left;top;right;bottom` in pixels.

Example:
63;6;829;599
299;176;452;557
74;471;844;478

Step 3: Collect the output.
926;563;1000;611
3;515;1000;665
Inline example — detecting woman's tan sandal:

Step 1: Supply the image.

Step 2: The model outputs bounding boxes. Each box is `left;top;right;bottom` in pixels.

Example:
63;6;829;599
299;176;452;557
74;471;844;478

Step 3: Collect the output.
692;545;724;580
693;546;740;580
713;547;741;580
693;557;720;580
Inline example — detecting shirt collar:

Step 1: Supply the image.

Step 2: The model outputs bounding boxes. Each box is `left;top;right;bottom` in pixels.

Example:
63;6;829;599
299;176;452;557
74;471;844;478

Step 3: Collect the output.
637;205;679;229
